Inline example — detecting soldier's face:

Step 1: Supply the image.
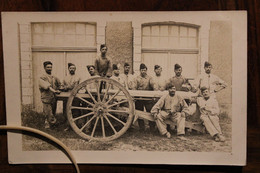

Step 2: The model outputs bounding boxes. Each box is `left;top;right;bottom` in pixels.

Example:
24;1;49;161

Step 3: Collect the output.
154;67;162;76
45;64;52;74
204;65;212;74
168;86;176;96
68;65;76;75
114;69;120;76
124;66;130;74
100;47;107;54
88;67;95;76
174;68;182;77
202;89;210;99
140;68;147;77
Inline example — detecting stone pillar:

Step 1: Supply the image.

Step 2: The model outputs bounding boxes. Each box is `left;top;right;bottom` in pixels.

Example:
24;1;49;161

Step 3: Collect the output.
209;21;232;115
19;23;33;106
132;21;142;75
105;22;133;73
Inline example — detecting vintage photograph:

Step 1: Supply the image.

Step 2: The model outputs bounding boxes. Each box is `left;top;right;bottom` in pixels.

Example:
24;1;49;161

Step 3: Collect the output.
2;12;246;165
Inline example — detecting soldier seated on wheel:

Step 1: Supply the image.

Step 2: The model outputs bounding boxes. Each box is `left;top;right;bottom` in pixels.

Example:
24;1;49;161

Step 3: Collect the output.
151;83;190;140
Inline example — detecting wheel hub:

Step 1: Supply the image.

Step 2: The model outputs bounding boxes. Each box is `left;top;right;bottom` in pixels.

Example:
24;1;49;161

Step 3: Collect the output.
94;103;107;117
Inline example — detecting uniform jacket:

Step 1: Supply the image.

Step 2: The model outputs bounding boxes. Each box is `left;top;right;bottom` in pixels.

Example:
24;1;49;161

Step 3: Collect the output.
94;55;112;77
39;74;61;103
131;74;154;90
197;96;220;115
151;93;189;115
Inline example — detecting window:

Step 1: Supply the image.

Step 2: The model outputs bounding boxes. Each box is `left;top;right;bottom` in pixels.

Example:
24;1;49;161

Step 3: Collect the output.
32;22;96;49
141;23;200;79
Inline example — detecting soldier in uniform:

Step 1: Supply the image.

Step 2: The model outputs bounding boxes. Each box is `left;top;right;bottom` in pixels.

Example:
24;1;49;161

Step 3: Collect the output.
197;87;226;142
120;63;134;90
193;61;227;97
166;64;193;92
151;83;189;140
152;65;167;91
39;61;61;129
94;44;112;78
62;63;81;131
131;63;155;131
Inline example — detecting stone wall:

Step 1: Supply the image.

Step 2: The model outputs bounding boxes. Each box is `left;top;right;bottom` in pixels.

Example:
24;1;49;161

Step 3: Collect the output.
105;22;133;73
19;23;33;106
209;21;232;114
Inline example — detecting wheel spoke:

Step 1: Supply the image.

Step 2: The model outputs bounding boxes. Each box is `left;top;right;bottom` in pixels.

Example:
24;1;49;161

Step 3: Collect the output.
105;89;122;104
100;116;106;137
91;117;100;138
73;112;94;121
107;109;129;114
85;88;97;104
76;96;94;107
102;83;111;103
107;113;126;126
104;115;117;134
95;81;101;102
80;115;96;131
71;106;94;111
107;100;129;108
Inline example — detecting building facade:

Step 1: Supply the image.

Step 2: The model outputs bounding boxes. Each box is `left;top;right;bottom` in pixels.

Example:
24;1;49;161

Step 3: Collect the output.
18;13;232;114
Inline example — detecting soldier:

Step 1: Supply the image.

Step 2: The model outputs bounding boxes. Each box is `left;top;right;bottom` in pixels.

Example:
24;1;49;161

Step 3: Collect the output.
120;62;134;90
197;87;225;142
110;64;124;85
62;63;81;91
94;44;112;78
131;63;155;131
87;65;99;78
166;64;193;92
62;63;81;131
193;61;227;97
153;65;166;91
39;61;61;129
86;65;99;89
151;83;189;140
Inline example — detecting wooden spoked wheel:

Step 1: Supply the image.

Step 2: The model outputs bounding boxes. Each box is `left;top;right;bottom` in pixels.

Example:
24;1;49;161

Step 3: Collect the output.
66;77;134;141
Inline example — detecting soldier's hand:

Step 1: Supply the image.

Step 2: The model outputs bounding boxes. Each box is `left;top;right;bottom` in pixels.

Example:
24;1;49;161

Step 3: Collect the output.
153;113;158;120
55;90;61;94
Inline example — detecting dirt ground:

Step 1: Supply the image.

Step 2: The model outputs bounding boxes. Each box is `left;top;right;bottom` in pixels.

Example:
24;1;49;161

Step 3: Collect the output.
22;112;232;152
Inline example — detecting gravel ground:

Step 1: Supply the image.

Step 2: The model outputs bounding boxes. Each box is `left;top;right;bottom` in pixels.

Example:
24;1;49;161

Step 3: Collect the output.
22;112;231;152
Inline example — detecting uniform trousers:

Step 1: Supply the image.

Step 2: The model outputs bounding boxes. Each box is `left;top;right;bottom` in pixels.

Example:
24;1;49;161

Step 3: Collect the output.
155;111;185;135
43;100;57;124
200;114;222;137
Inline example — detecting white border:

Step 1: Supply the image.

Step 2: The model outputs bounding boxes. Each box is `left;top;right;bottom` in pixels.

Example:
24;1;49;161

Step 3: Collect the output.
2;11;247;165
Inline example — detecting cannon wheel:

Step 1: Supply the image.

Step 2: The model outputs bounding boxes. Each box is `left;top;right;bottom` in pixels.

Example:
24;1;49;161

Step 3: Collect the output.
66;77;134;141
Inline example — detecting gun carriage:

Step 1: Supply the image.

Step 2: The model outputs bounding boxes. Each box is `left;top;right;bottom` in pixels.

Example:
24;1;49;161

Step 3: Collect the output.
57;77;204;141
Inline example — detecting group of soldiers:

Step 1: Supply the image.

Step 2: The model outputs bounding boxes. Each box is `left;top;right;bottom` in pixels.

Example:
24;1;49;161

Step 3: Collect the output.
39;44;227;142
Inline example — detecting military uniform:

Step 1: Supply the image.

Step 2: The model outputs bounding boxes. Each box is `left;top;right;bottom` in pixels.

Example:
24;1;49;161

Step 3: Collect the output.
39;74;61;126
197;95;223;137
131;74;155;130
151;93;189;136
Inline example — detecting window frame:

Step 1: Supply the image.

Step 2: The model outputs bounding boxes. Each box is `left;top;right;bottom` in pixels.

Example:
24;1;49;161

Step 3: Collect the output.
141;22;200;54
31;22;97;52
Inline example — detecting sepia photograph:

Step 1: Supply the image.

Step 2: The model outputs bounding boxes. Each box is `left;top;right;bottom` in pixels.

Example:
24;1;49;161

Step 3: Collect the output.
2;11;246;165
